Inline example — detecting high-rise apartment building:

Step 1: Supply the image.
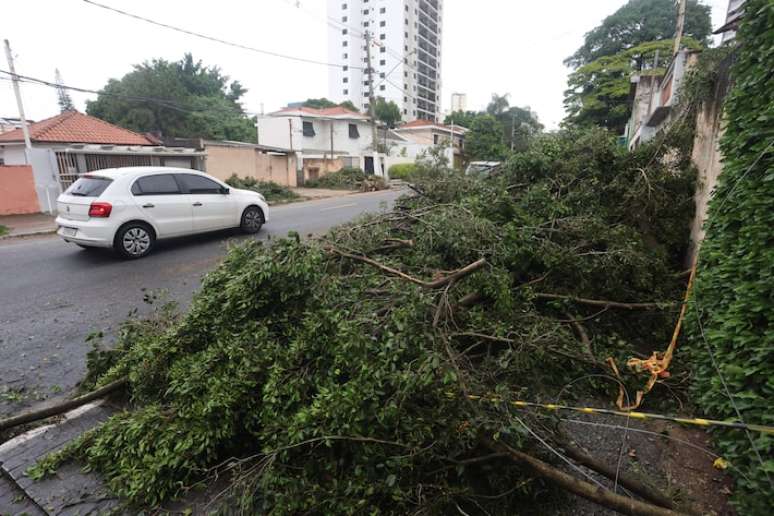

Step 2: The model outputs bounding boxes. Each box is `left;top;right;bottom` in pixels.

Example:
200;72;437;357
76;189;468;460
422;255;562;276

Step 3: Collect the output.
450;92;467;112
327;0;443;122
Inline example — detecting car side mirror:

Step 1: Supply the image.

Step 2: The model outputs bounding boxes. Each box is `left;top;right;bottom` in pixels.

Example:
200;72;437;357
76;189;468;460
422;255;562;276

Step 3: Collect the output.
221;187;230;194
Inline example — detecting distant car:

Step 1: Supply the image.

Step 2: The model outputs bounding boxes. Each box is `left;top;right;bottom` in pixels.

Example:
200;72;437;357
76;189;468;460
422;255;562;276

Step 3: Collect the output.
465;161;502;177
55;167;269;259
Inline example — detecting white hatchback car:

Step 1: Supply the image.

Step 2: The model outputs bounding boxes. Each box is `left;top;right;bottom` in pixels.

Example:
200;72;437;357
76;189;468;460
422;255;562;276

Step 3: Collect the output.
55;167;269;259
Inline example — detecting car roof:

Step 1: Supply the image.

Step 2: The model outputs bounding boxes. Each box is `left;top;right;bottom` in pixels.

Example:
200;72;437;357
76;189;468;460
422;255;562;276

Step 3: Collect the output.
84;167;204;180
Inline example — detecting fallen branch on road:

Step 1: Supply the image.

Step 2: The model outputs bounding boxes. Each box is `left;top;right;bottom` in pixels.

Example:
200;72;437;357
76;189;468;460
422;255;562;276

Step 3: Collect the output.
0;378;127;432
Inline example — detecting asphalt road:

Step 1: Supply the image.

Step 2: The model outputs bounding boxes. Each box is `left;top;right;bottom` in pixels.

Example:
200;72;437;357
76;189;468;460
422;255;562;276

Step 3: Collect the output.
0;189;402;417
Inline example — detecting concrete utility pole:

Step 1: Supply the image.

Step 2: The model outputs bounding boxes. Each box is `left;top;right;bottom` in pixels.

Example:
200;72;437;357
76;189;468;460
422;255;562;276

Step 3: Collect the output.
510;113;517;152
4;39;32;150
673;0;687;55
364;30;379;173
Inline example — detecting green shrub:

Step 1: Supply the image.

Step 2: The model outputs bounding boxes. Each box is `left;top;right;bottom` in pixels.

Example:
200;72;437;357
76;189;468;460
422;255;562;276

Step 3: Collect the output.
388;163;418;180
684;2;774;513
0;224;8;237
225;174;300;204
304;167;388;191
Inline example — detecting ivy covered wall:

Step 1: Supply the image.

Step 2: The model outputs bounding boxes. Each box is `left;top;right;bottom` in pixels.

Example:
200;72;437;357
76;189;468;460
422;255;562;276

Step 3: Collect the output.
685;1;774;513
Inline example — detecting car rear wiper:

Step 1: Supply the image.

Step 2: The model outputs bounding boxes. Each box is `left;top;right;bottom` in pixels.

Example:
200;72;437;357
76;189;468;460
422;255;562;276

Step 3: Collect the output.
70;192;87;196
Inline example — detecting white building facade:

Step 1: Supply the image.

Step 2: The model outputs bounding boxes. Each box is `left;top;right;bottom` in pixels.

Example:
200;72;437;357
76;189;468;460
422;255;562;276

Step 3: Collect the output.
327;0;443;122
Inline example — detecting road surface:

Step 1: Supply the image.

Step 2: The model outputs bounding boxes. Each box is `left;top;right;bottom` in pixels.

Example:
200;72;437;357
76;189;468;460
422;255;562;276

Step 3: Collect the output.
0;189;402;417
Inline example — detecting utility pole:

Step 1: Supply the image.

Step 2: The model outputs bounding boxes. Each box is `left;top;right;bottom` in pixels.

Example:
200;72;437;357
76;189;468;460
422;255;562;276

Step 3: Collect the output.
510;113;517;152
364;30;379;174
4;39;32;150
673;0;687;56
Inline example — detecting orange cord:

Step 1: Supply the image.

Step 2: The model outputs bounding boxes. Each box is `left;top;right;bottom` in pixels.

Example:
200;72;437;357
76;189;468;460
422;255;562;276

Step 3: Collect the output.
609;258;698;410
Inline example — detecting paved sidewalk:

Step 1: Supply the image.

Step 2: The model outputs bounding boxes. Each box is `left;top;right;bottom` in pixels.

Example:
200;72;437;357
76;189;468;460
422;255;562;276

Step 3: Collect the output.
291;187;357;200
0;213;57;238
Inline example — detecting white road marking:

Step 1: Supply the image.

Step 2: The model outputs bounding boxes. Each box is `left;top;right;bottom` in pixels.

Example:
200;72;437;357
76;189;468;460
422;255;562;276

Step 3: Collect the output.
319;203;358;212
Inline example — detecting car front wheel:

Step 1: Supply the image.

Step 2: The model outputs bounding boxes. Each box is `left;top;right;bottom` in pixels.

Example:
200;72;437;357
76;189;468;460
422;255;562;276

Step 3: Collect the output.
240;206;264;234
114;223;155;259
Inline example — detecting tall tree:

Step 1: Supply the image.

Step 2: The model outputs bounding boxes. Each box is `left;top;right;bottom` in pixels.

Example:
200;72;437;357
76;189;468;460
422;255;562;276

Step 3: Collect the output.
566;0;712;69
373;97;401;128
486;93;511;116
465;114;508;161
563;38;701;132
86;54;255;142
443;110;478;129
55;69;75;112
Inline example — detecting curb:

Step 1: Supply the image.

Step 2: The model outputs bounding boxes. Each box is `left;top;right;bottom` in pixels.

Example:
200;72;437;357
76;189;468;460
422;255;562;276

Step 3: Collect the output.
0;229;57;241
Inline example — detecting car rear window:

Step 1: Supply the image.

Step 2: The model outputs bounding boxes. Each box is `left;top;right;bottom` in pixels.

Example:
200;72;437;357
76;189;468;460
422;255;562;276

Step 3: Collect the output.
65;176;112;197
132;174;181;195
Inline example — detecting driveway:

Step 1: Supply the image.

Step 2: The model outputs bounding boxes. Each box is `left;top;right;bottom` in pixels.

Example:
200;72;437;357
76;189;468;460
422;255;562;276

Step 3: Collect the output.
0;189;403;417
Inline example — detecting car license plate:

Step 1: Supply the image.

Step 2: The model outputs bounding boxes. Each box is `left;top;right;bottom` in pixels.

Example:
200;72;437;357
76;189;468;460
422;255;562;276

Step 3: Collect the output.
61;227;77;237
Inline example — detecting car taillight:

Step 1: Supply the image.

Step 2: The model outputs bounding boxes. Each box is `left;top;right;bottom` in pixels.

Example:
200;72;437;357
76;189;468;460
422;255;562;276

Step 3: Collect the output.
88;202;112;218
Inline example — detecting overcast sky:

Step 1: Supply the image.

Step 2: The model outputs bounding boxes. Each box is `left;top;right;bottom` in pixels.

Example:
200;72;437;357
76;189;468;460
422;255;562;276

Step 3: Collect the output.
1;0;729;130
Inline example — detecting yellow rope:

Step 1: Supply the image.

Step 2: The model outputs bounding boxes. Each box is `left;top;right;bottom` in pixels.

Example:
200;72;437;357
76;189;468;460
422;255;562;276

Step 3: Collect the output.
452;393;774;435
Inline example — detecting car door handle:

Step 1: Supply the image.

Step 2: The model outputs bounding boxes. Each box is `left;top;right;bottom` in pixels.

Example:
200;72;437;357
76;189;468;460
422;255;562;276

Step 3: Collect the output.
142;203;154;208
192;202;203;207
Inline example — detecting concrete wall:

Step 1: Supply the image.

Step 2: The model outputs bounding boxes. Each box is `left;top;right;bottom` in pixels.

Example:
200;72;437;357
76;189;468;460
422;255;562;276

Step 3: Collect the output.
302;157;344;181
0;165;40;215
688;55;733;263
205;144;297;187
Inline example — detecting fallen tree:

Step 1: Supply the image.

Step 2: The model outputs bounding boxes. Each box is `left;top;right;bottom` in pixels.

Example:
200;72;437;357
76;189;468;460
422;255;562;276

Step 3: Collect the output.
28;128;699;513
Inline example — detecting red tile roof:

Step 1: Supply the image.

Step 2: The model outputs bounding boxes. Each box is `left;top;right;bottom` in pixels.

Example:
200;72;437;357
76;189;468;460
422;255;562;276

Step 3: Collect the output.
399;119;436;128
0;111;157;145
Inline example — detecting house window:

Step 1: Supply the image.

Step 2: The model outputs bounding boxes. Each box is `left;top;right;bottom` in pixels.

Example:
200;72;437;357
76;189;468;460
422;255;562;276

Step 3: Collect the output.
380;47;386;53
380;72;385;78
380;59;386;65
343;40;348;47
343;77;349;83
349;123;360;138
363;9;369;14
342;28;348;34
363;21;369;27
434;135;440;144
343;53;348;58
380;21;386;27
343;65;348;71
342;3;346;8
342;15;347;22
380;7;386;13
379;85;385;91
302;121;315;137
380;34;386;40
343;89;349;95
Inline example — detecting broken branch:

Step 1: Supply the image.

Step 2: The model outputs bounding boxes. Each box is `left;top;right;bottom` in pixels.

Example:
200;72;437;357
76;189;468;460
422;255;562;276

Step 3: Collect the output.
328;247;486;289
485;438;684;516
535;293;672;311
0;378;127;432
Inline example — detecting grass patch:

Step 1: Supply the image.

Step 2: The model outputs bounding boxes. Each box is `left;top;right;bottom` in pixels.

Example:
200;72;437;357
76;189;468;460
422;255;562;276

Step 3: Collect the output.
0;224;9;237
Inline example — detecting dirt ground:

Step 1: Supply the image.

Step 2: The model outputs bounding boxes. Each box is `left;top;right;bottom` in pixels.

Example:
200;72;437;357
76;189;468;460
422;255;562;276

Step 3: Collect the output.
556;408;735;514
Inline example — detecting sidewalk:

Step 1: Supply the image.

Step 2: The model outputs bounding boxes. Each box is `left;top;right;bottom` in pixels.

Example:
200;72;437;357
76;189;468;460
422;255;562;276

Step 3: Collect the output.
0;213;57;239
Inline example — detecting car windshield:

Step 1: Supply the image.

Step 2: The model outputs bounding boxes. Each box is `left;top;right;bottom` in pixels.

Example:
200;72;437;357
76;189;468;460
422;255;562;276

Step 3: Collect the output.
65;176;112;197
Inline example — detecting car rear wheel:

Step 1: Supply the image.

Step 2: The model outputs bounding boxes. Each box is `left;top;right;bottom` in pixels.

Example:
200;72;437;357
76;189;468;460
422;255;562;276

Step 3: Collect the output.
240;206;264;234
114;223;155;259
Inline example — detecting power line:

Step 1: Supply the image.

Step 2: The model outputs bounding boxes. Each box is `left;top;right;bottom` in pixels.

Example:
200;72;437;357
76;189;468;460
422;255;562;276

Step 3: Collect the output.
0;68;257;118
81;0;361;71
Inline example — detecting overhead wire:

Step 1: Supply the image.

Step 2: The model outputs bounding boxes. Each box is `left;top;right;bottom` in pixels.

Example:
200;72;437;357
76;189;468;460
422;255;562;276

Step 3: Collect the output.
81;0;363;70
